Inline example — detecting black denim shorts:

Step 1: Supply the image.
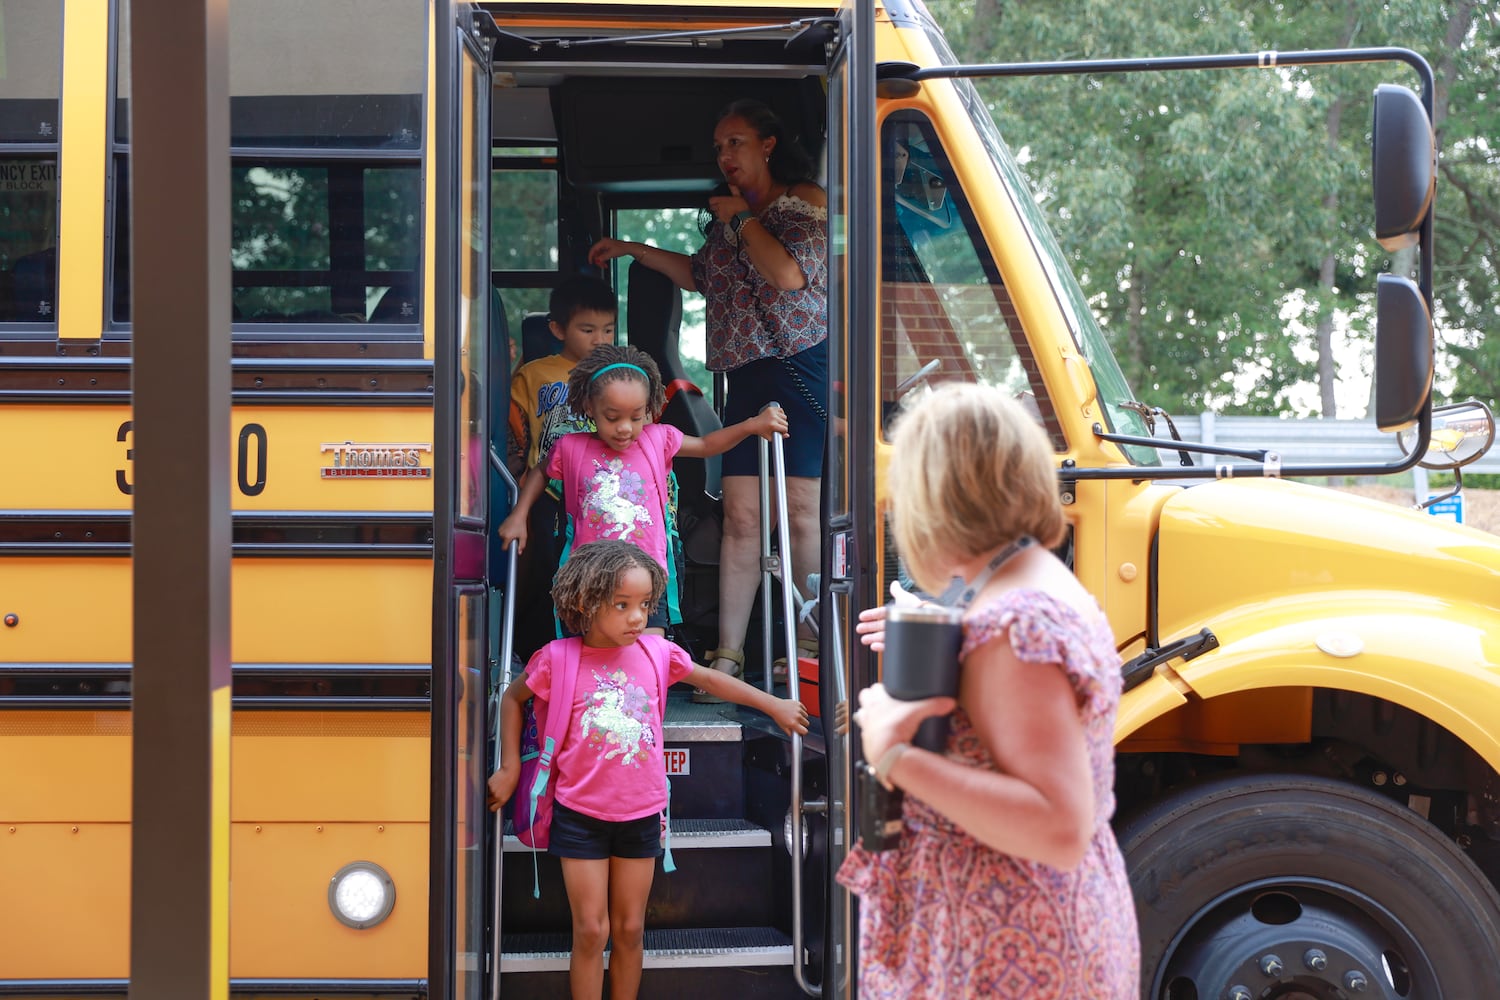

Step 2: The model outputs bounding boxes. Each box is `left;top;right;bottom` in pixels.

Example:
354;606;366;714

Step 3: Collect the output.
548;801;663;860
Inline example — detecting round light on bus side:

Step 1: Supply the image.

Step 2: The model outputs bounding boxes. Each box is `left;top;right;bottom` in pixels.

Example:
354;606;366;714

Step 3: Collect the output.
328;861;396;929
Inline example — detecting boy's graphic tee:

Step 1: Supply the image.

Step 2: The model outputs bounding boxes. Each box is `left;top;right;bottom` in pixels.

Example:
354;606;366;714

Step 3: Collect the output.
546;422;684;570
526;635;696;822
508;353;594;472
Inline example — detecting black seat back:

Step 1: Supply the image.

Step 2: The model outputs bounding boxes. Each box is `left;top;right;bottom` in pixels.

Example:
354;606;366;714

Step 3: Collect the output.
521;312;559;365
10;246;55;324
626;260;722;503
368;273;419;322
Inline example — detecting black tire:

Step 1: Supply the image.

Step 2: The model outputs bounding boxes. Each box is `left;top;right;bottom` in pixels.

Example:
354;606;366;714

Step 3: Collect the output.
1119;773;1500;1000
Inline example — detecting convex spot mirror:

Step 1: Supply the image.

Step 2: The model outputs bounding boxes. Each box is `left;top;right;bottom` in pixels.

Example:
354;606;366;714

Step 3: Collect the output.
1399;400;1496;471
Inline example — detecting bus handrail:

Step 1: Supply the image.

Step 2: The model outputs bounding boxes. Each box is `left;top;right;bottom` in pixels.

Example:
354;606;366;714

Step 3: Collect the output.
487;445;519;999
758;407;822;997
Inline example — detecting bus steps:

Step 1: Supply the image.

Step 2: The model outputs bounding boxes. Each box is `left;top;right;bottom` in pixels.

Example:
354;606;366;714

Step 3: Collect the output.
498;925;793;972
502;816;771;853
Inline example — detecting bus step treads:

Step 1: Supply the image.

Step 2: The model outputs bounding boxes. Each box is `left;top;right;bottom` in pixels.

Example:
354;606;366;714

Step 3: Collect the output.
499;926;794;972
502;817;769;852
663;690;745;742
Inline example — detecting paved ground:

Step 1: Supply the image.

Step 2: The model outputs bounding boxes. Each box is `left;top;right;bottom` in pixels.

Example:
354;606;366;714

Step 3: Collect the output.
1329;484;1500;535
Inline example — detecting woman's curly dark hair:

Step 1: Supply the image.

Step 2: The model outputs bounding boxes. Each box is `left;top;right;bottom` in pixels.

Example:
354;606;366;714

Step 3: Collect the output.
566;343;665;420
552;540;666;635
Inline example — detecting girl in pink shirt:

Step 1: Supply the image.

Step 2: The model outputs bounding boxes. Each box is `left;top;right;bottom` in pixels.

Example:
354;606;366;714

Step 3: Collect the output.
488;540;808;1000
497;344;786;641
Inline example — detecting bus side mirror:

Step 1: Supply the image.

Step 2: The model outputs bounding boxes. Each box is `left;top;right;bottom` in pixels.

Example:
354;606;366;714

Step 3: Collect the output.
1372;84;1435;252
1373;274;1432;433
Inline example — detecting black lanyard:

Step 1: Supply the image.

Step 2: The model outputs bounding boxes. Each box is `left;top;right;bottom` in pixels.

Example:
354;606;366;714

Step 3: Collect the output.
934;535;1036;610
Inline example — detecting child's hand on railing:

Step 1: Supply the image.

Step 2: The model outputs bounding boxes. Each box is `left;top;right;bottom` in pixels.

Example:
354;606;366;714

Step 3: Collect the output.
486;763;520;812
754;403;790;440
770;695;811;736
496;512;528;553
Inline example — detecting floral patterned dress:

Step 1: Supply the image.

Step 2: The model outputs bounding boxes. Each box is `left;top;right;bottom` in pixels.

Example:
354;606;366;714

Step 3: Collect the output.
837;589;1139;998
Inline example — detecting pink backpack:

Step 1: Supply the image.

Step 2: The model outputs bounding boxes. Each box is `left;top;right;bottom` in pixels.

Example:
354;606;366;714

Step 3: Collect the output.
509;638;581;861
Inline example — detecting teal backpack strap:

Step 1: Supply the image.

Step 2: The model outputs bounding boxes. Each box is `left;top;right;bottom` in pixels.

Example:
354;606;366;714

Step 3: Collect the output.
646;636;678;874
662;469;683;625
661;775;676;874
553;513;576;639
525;735;556;899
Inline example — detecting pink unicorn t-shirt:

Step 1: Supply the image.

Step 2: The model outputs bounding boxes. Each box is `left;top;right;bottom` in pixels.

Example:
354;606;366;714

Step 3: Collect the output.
527;635;696;822
546;422;684;571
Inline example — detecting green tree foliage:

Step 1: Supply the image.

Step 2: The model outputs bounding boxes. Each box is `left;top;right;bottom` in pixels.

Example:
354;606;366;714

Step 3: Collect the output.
928;0;1497;419
230;163;419;321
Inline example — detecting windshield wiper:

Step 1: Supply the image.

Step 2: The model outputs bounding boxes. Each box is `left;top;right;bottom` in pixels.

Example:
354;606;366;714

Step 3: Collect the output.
1099;402;1276;469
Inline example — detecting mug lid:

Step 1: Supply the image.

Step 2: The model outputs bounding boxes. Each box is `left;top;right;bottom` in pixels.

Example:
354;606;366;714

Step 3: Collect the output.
886;603;963;624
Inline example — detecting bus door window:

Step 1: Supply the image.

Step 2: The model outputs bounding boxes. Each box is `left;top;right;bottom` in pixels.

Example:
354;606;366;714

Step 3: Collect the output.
613;206;710;393
879;113;1061;447
109;0;424;335
0;1;61;328
490;147;560;360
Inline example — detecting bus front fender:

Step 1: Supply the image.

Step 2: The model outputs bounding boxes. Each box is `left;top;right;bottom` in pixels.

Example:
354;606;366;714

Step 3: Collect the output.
1116;596;1500;772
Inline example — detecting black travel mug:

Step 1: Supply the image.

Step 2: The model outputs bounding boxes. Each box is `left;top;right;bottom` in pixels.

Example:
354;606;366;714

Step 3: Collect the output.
880;604;965;752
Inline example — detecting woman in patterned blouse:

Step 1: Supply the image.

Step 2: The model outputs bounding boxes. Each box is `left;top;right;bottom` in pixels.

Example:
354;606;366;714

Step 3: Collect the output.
589;99;828;696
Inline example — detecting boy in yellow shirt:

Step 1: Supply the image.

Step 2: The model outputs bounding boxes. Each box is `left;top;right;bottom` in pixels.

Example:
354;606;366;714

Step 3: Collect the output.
507;275;617;473
506;275;617;659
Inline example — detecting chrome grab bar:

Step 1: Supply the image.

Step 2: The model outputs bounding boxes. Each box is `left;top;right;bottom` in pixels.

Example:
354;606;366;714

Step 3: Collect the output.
759;436;776;696
758;409;823;997
487;446;519;1000
827;592;851;998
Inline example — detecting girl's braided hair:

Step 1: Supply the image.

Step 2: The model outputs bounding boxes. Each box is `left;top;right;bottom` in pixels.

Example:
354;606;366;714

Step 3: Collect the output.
552;540;666;635
566;343;666;420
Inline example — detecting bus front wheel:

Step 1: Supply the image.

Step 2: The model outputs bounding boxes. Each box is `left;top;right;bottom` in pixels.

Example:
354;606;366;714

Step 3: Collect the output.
1118;772;1500;1000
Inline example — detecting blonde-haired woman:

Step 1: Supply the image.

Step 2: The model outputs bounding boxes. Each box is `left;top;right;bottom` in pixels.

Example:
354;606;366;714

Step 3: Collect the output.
839;382;1138;998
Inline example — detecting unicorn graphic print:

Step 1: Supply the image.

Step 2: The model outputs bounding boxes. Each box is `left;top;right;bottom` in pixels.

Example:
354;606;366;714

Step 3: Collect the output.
579;667;657;767
581;455;654;542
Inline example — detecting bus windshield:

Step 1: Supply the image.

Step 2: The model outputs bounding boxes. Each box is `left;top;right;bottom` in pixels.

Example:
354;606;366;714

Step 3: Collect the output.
921;19;1157;458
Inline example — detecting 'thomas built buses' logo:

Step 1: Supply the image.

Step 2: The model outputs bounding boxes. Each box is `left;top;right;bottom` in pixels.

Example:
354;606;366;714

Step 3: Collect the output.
320;441;433;478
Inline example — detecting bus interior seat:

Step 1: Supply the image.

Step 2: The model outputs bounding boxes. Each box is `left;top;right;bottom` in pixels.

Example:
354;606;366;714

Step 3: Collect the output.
488;287;512;438
521;311;560;365
627;260;722;567
0;268;14;322
10;247;56;323
368;273;418;323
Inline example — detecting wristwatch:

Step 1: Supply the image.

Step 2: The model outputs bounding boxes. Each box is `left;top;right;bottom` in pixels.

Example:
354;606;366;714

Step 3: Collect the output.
729;209;754;235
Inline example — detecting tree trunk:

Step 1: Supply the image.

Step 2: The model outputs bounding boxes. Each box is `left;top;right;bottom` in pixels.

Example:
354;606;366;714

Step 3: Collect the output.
1431;0;1476;139
969;0;1006;58
1316;3;1362;418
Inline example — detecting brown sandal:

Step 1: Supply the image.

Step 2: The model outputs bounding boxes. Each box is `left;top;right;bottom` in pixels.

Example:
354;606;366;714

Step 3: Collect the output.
772;638;819;683
693;648;745;703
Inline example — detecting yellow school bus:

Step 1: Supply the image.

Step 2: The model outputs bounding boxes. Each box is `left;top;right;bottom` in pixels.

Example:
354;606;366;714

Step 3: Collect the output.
0;2;440;995
3;2;1498;999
